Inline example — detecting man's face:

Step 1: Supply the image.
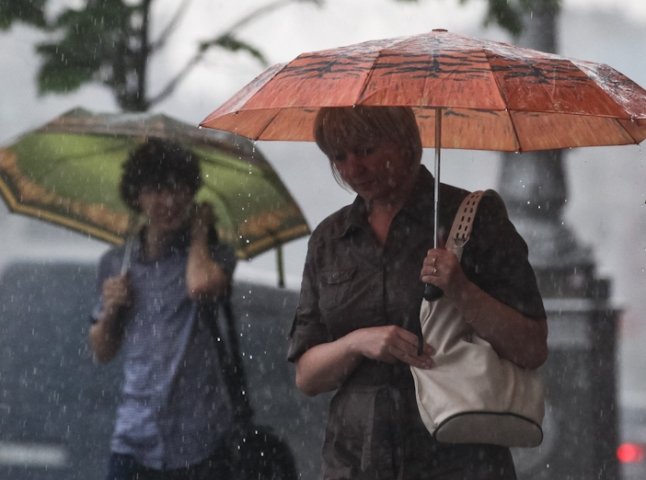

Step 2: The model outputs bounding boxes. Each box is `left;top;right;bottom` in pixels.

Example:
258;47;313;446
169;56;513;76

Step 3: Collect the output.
137;184;194;234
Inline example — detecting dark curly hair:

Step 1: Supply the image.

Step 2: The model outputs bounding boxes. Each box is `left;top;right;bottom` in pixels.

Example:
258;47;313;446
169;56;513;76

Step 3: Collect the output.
119;138;202;212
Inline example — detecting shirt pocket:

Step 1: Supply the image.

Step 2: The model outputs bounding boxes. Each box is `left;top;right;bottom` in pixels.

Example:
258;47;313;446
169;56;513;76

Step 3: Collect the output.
318;267;356;312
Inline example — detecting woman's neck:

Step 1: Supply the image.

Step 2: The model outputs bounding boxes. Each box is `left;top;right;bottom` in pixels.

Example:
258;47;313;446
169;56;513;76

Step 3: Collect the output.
367;195;409;246
366;165;419;245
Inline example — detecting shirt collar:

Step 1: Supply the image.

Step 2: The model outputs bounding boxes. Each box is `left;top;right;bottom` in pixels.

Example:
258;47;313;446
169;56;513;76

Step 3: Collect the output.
131;224;192;263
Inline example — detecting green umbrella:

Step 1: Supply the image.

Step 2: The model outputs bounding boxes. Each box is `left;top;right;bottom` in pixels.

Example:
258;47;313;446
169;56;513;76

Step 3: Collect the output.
0;108;310;272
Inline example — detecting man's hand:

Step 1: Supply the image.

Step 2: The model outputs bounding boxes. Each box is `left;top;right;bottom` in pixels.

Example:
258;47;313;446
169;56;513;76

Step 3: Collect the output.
191;202;217;239
101;274;131;318
90;274;131;363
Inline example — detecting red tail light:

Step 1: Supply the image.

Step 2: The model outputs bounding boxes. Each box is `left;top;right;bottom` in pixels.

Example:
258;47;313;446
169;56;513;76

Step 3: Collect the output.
617;443;646;464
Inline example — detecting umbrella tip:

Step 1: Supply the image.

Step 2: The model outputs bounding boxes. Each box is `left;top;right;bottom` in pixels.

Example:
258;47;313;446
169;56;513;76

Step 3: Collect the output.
432;28;448;33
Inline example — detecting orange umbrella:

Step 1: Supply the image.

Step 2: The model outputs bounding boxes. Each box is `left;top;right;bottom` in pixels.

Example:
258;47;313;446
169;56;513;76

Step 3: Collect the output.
200;29;646;297
201;29;646;149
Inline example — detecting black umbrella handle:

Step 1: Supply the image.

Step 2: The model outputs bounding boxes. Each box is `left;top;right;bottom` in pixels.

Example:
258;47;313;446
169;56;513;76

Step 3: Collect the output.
423;283;443;301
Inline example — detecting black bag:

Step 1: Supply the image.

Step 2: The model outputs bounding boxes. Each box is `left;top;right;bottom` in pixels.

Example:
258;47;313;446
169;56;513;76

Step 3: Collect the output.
202;297;298;480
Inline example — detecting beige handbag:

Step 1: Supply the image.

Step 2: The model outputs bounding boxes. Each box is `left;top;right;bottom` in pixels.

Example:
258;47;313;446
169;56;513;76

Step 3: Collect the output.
410;190;545;448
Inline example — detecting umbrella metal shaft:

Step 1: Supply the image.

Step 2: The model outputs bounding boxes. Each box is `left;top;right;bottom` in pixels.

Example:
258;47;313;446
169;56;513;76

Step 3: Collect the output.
422;109;444;304
434;108;441;249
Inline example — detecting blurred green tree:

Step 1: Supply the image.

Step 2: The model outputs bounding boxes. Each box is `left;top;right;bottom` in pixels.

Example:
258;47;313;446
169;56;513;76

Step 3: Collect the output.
396;0;561;37
0;0;47;29
0;0;320;111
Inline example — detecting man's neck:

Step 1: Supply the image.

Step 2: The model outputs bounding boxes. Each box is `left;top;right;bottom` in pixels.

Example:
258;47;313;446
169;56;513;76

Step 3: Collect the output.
142;225;183;260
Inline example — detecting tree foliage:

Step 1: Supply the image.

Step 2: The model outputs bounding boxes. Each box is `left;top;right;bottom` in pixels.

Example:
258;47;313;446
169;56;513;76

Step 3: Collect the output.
2;0;320;112
0;0;47;30
396;0;561;37
470;0;561;37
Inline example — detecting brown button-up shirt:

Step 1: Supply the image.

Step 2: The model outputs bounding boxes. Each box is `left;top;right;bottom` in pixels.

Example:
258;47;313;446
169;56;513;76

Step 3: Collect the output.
288;166;545;479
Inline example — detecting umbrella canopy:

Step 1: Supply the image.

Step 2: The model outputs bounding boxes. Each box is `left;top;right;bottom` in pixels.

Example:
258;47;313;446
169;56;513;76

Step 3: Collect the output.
200;28;646;299
0;108;310;260
200;29;646;151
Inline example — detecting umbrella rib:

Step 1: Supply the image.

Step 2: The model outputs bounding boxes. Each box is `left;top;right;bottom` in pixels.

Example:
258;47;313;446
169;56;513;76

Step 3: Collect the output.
481;48;523;152
605;116;642;145
355;52;381;105
253;109;285;142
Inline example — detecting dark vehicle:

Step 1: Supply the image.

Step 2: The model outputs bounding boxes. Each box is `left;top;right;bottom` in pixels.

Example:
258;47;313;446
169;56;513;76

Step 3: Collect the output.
0;260;327;480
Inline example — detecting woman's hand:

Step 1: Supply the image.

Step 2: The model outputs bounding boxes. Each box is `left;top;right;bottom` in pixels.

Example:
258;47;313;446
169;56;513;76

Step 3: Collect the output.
420;248;548;369
295;325;434;396
420;248;470;301
347;325;433;369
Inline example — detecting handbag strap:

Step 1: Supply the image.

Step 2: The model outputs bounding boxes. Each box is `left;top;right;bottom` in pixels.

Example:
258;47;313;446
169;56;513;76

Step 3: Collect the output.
200;296;255;424
446;190;485;260
413;190;487;353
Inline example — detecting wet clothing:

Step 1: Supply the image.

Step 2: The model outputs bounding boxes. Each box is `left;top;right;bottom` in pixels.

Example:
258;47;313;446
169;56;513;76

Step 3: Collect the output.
92;227;237;471
288;166;545;480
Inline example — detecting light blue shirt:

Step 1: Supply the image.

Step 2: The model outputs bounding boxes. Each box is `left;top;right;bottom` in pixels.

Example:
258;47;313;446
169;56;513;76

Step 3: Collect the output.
92;229;236;469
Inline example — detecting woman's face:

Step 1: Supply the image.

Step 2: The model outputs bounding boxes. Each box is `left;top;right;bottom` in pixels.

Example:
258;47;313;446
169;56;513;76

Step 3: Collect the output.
137;184;194;234
329;140;417;203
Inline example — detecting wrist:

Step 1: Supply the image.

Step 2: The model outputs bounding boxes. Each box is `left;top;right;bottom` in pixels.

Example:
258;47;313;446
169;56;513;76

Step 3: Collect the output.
343;330;365;360
456;282;485;325
101;304;126;325
190;225;210;245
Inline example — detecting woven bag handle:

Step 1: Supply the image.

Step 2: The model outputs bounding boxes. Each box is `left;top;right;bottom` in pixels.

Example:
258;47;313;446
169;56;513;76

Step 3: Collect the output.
447;190;485;260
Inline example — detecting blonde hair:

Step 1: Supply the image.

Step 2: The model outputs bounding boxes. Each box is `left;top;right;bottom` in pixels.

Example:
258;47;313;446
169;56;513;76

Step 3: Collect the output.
313;106;423;175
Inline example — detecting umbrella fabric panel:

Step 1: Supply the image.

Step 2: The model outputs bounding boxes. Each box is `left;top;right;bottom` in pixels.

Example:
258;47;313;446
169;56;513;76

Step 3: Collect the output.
489;55;634;117
194;147;310;258
1;134;130;243
15;134;129;210
246;54;375;109
511;112;638;151
358;50;507;110
574;60;646;119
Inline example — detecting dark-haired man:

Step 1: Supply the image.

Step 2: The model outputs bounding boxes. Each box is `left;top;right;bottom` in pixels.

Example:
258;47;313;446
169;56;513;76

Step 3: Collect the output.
89;139;237;480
